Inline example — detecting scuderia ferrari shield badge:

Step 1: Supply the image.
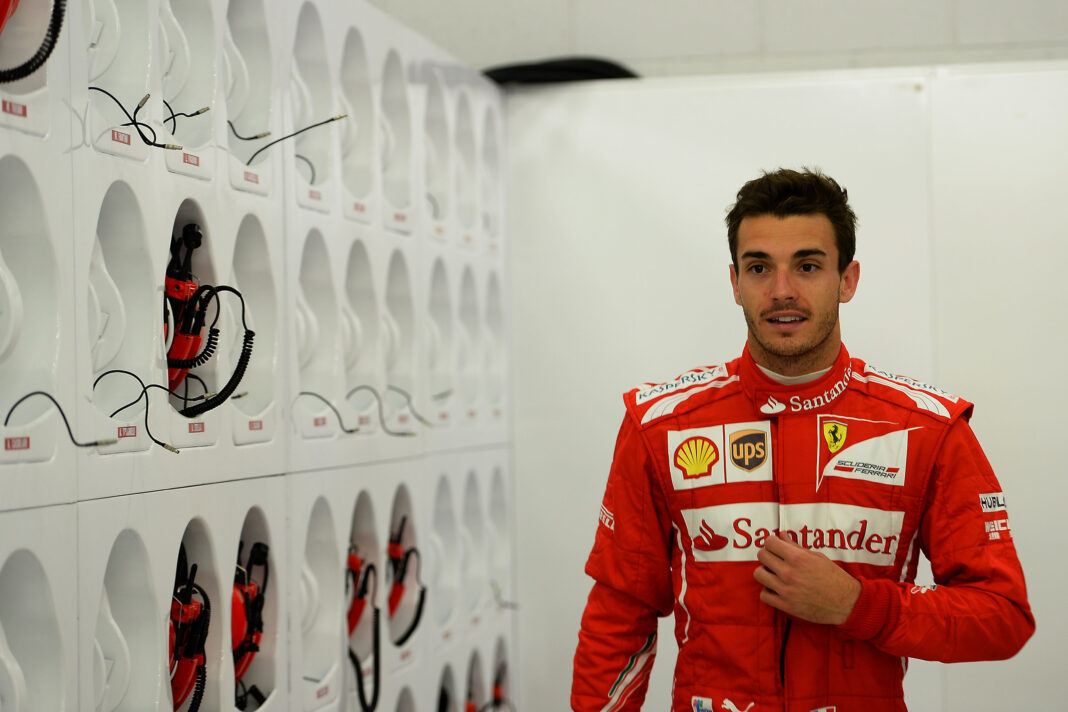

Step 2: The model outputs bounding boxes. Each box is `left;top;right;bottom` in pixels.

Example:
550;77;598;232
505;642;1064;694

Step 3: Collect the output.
823;420;848;454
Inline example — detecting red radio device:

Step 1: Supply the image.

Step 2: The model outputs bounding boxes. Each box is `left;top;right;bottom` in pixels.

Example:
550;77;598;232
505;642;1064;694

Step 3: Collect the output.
170;547;210;712
232;542;269;710
165;224;210;393
386;516;425;648
346;546;380;712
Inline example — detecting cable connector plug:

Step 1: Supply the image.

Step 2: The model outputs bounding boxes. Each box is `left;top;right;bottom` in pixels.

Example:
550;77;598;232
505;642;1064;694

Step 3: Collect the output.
162;442;180;454
92;438;118;447
163;143;184;151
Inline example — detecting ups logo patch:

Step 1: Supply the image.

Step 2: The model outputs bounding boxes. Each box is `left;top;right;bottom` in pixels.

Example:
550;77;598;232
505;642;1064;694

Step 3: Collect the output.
729;430;767;471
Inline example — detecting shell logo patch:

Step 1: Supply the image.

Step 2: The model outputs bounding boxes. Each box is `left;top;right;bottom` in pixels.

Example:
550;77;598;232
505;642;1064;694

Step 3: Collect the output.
674;436;719;480
823;420;848;454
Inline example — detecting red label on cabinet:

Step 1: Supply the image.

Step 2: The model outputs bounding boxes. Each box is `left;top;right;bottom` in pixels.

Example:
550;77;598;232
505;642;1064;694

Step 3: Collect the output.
2;100;27;117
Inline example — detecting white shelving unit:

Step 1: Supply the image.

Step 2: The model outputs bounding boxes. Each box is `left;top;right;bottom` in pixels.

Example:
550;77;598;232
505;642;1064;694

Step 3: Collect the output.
0;0;514;710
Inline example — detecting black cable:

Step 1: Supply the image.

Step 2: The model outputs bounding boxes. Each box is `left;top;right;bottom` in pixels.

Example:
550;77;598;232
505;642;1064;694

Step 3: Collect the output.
88;86;157;142
184;372;209;397
162;97;209;134
489;580;518;611
245;113;347;167
344;385;416;437
93;372;183;453
2;390;117;447
227;120;270;142
295;153;316;184
385;384;435;428
211;285;249;329
0;0;65;84
348;598;380;712
87;86;181;150
295;391;360;433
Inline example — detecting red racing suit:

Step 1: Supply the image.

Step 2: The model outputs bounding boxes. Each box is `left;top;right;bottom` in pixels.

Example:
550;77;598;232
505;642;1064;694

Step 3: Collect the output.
573;344;1034;712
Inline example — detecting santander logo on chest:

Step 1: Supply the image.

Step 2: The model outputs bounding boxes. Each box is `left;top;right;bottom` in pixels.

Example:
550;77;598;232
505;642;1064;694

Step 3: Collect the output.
683;501;906;566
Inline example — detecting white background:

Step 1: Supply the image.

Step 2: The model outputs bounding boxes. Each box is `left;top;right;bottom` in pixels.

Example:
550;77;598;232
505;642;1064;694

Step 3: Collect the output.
369;0;1068;77
507;63;1068;711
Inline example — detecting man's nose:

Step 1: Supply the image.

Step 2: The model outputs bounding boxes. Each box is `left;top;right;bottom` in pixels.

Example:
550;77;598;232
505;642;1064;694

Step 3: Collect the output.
769;269;796;300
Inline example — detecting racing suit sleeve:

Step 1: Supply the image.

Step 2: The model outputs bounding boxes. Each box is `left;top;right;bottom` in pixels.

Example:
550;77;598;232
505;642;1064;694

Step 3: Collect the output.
572;412;675;712
838;417;1035;661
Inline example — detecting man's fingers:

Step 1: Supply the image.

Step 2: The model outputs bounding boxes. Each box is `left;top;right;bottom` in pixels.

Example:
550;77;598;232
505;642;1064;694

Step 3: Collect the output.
756;546;783;574
753;564;783;594
762;533;801;559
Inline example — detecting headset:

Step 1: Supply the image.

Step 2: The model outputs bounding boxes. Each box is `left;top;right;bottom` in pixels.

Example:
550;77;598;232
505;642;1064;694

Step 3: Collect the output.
464;664;515;712
345;545;380;712
232;542;269;710
164;222;255;417
386;516;426;647
0;0;65;84
171;545;210;712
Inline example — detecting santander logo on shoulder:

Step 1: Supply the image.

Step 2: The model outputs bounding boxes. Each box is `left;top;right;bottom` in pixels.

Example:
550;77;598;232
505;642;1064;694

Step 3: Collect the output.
759;396;786;415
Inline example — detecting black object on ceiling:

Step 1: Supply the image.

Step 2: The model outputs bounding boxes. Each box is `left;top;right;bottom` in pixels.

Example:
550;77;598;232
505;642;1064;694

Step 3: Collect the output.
484;57;638;85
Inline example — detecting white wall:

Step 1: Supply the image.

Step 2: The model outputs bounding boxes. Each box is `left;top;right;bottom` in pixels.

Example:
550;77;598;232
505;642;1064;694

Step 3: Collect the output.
368;0;1068;76
506;63;1068;711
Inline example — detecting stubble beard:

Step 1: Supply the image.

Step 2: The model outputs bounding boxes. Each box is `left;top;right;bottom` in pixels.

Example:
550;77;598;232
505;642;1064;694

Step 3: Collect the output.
743;302;841;374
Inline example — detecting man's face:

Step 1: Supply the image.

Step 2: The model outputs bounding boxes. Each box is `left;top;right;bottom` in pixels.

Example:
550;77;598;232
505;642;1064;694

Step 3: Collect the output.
729;214;859;374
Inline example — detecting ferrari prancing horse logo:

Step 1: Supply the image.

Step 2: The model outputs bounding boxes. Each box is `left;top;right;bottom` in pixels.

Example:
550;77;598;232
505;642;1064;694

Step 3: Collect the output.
823;420;848;454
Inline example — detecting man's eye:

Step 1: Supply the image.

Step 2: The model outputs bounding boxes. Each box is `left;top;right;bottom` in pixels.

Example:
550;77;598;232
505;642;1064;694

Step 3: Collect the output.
800;263;819;273
748;264;766;274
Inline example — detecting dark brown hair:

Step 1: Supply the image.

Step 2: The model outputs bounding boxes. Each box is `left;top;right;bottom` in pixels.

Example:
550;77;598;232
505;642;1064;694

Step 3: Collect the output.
725;168;857;273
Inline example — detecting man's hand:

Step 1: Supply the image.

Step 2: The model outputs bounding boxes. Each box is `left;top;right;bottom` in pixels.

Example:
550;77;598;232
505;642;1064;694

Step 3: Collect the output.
754;534;861;625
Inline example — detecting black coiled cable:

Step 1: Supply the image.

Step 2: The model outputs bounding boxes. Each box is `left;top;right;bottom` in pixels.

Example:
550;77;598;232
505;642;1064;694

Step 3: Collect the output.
179;329;254;418
0;0;65;84
168;327;219;370
188;663;207;712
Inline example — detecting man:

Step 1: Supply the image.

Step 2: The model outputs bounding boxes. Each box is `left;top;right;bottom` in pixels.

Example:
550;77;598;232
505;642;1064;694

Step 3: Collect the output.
571;169;1034;712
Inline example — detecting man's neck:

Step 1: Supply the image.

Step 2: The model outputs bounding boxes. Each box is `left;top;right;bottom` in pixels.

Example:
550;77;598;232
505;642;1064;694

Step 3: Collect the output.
756;363;832;385
746;329;843;377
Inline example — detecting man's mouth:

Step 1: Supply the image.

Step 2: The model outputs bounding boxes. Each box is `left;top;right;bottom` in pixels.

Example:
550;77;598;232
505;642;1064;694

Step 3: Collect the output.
766;314;807;324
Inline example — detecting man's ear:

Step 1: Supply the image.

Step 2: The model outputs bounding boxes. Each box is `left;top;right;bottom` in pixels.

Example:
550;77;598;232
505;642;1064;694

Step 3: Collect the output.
729;264;742;306
839;261;860;303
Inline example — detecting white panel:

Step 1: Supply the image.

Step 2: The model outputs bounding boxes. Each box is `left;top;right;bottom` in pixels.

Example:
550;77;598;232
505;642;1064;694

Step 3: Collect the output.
763;0;954;52
930;63;1068;712
507;70;934;711
377;0;570;68
957;0;1068;44
572;0;761;59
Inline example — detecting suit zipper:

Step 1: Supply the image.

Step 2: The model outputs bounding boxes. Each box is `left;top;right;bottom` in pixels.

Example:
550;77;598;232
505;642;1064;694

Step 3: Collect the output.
773;414;789;710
